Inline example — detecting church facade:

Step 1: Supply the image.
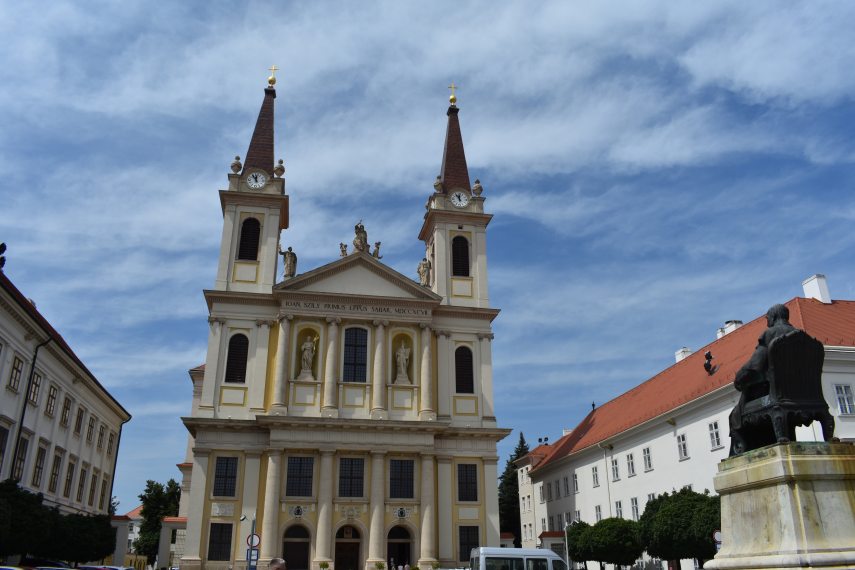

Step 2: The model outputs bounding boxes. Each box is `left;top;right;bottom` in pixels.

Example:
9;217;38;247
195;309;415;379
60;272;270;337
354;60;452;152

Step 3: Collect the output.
178;79;510;570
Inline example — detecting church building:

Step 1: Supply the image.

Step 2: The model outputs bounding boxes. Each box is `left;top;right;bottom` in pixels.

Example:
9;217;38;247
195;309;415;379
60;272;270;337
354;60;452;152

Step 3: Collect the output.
177;76;510;570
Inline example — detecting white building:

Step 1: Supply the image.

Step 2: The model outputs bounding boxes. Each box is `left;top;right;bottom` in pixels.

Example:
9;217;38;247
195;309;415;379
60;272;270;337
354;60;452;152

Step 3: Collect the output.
0;268;131;514
518;276;855;569
177;80;510;570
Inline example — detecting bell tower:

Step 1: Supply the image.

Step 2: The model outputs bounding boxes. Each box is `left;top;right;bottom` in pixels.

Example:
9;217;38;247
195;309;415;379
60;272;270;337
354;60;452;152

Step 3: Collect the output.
418;88;491;308
213;73;289;293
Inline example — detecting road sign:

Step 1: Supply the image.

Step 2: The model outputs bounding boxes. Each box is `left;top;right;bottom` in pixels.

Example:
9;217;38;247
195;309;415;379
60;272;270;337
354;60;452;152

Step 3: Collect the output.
246;549;260;562
247;533;261;548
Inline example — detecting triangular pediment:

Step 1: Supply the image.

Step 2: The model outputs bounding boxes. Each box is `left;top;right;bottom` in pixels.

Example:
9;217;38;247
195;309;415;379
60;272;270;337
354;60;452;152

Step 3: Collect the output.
275;252;441;301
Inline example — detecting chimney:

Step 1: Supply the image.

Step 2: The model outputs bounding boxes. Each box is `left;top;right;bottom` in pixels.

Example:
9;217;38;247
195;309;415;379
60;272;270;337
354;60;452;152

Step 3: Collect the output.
802;274;831;303
716;320;743;338
675;347;693;362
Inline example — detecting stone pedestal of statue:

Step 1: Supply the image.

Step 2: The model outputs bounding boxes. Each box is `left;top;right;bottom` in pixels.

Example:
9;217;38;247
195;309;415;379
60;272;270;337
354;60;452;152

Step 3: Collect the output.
704;442;855;570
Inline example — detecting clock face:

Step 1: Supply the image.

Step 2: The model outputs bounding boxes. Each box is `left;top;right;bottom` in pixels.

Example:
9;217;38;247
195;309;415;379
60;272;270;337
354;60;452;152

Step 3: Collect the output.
246;171;267;189
450;191;470;208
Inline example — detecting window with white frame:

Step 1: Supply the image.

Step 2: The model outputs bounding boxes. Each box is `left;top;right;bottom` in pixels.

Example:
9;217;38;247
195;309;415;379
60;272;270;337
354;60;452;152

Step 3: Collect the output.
27;372;42;405
626;453;636;476
611;457;620;481
555;479;561;498
643;447;653;471
541;517;546;531
647;492;655;502
563;475;570;496
615;500;623;518
835;384;854;415
677;433;690;460
60;396;72;427
7;356;24;391
631;497;639;521
592;465;599;487
45;385;58;416
548;516;554;531
573;473;579;493
709;421;722;449
594;505;602;522
539;485;544;503
574;510;581;522
546;481;552;501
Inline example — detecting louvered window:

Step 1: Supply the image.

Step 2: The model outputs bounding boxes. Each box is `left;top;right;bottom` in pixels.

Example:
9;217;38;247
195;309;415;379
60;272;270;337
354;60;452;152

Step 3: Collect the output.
225;334;249;383
237;218;261;260
451;236;470;277
343;328;368;382
455;346;474;393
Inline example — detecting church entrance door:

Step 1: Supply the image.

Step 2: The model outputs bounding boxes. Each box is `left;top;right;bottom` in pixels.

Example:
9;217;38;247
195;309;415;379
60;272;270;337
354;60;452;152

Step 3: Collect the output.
283;525;311;570
386;526;412;569
335;525;361;570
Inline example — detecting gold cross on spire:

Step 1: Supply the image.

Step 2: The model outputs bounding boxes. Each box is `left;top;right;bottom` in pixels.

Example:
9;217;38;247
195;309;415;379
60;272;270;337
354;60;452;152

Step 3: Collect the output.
268;65;279;87
448;81;459;106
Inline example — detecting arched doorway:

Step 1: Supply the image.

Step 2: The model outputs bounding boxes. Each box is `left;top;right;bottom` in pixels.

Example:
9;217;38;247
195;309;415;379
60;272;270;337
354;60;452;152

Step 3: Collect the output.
334;525;361;570
386;526;412;569
283;525;311;570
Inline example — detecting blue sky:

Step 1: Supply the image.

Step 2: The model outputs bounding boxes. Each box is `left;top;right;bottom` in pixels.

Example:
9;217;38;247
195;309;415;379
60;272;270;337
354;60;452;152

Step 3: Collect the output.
2;1;855;513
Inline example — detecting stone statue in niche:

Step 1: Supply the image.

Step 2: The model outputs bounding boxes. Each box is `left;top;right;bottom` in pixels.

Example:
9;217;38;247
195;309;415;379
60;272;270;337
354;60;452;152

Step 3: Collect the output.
353;221;369;253
279;245;297;278
417;258;431;287
728;303;835;456
395;340;411;384
297;334;319;381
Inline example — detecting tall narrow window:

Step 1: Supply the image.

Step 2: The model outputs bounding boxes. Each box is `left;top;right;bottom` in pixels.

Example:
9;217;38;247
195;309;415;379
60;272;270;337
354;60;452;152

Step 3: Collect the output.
626;453;636;476
457;463;478;501
546;481;552;501
0;426;8;472
458;526;479;562
60;397;72;426
63;462;76;498
74;408;85;436
11;437;28;481
835;384;854;414
615;500;623;518
631;497;640;521
677;433;689;460
573;473;579;493
207;523;233;561
708;421;722;449
28;372;42;404
343;328;368;382
77;466;88;502
88;471;98;505
7;356;23;391
225;334;249;383
213;457;239;497
594;505;602;522
389;459;414;499
48;453;62;493
286;456;314;497
87;417;96;443
99;478;108;510
451;236;470;277
31;447;47;487
237;218;261;260
454;346;474;393
642;447;653;471
592;466;599;487
338;458;364;498
611;457;620;481
45;385;58;416
563;476;570;496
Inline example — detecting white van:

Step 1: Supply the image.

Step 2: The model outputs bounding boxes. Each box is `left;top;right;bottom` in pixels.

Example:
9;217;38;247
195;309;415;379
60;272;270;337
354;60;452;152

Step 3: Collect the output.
470;547;568;570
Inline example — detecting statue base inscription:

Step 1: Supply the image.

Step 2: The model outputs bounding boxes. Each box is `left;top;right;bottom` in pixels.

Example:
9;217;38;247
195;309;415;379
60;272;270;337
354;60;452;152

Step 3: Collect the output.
705;442;855;570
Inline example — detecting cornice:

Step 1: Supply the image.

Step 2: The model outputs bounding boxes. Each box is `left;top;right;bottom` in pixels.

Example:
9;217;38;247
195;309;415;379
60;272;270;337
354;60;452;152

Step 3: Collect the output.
418;210;493;241
255;415;452;433
204;289;278;311
433;306;501;322
219;190;289;230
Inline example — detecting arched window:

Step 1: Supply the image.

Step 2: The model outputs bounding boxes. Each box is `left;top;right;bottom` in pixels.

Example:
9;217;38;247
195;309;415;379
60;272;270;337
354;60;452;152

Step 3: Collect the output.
237;218;261;261
284;525;310;539
343;327;368;383
455;346;474;393
451;236;470;277
225;334;249;383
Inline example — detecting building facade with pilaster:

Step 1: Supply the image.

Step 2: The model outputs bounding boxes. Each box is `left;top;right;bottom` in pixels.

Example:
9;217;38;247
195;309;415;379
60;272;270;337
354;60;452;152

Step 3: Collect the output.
178;79;510;570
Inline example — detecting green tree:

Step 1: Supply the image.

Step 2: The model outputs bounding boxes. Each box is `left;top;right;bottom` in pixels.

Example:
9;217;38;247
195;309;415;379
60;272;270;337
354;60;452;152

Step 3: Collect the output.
639;488;720;566
587;518;643;569
566;521;593;565
0;479;51;558
134;479;181;564
498;432;529;546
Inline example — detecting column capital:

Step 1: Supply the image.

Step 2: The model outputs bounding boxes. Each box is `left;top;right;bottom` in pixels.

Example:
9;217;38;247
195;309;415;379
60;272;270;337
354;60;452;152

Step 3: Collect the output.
208;316;225;327
436;330;451;338
319;448;336;456
370;450;388;457
326;316;342;325
372;319;388;328
245;450;264;459
477;332;495;341
191;448;212;458
419;452;435;459
419;322;431;330
265;449;285;458
278;313;294;322
436;455;453;464
483;456;500;465
256;319;276;328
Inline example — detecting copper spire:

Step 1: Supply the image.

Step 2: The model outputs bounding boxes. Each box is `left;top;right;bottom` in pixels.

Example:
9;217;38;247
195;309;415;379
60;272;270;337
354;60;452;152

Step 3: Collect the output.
438;92;471;193
242;83;276;175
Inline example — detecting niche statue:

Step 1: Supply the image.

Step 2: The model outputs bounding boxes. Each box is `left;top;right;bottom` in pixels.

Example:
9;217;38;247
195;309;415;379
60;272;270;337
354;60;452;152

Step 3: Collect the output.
297;334;319;381
395;341;411;384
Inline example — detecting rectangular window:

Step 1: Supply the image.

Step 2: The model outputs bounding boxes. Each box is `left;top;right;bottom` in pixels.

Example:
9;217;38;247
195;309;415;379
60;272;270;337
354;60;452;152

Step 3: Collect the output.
540;518;546;531
12;437;28;481
554;479;561;498
0;426;8;472
8;356;23;391
339;457;365;498
458;526;479;562
631;497;639;521
88;471;98;506
342;328;368;382
97;425;105;449
63;461;76;498
213;457;238;497
594;505;602;522
74;408;85;436
31;446;47;488
573;473;579;493
615;500;623;518
611;457;620;481
207;523;233;561
99;478;108;510
538;485;544;503
45;385;58;416
677;433;690;460
28;372;42;404
457;463;478;501
563;476;570;496
709;421;722;449
592;466;599;487
87;417;96;443
107;432;115;455
286;456;314;497
626;453;636;477
60;397;72;427
574;510;581;522
556;512;563;528
48;453;62;493
546;481;552;501
548;516;554;531
835;384;854;414
389;459;414;499
77;466;88;502
643;447;653;471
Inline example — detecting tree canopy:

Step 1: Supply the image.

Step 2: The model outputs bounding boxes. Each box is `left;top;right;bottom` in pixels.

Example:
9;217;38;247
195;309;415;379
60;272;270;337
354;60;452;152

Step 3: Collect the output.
586;518;643;568
134;479;181;564
498;432;529;546
638;488;720;563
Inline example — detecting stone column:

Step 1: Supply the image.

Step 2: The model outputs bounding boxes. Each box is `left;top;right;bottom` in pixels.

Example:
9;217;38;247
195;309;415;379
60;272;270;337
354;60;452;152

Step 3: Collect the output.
478;333;495;421
368;451;386;565
272;315;293;412
418;324;435;420
436;456;453;562
315;450;335;564
260;451;283;560
436;331;451;417
322;318;341;417
418;454;437;566
180;449;210;565
371;320;388;419
158;523;172;569
251;322;274;411
483;457;500;546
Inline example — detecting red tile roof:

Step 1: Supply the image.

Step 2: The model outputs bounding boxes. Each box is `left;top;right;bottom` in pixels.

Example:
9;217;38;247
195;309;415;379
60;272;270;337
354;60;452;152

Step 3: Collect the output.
500;532;515;539
124;504;144;519
163;516;187;524
539;531;565;538
530;297;855;474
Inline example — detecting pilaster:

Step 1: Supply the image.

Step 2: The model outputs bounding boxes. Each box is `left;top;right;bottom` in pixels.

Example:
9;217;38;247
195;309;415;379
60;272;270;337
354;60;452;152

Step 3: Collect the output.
483;456;500;546
418;453;437;566
199;318;224;415
478;333;495;423
436;331;451;417
436;455;453;562
181;449;210;564
315;450;335;563
260;450;283;560
367;451;387;566
272;315;293;412
322;318;340;417
419;324;435;420
371;321;388;420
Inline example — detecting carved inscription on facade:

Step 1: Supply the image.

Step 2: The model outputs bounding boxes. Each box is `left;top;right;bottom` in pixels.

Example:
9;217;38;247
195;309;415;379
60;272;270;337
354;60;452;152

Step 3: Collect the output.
283;299;430;318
